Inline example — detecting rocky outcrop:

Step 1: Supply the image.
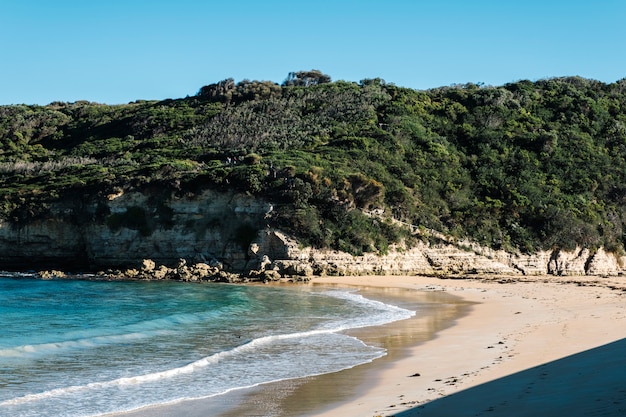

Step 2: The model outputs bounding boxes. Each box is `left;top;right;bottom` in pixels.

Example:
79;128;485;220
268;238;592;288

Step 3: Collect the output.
585;248;621;276
247;230;626;277
1;189;625;278
83;189;274;270
96;258;246;283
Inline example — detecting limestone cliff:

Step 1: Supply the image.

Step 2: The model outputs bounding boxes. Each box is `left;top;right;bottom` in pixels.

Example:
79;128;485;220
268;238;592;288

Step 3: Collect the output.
0;189;273;271
0;189;624;277
250;230;625;277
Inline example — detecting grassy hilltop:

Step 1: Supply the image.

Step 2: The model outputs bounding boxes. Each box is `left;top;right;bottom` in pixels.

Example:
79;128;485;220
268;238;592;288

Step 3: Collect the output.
2;70;626;256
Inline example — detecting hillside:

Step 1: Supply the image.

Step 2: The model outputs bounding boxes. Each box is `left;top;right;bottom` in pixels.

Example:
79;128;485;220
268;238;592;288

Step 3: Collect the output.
1;71;626;270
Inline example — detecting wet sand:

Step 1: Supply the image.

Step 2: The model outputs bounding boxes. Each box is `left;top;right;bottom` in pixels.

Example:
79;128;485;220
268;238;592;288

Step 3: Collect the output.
113;274;626;417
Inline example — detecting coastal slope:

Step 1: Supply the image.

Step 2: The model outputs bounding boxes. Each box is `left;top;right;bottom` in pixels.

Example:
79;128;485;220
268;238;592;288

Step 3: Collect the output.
2;75;626;274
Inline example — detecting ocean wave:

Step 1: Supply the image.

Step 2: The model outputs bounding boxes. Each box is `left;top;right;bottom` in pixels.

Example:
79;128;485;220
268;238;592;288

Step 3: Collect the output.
0;330;170;359
0;290;410;407
318;289;416;329
0;306;240;359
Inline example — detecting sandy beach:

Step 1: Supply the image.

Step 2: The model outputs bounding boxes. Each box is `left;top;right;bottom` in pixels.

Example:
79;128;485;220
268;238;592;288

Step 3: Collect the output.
116;274;626;417
307;274;626;417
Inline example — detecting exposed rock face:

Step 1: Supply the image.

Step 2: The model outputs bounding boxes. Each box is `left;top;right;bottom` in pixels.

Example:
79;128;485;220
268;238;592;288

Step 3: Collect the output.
548;248;589;276
244;230;623;276
248;230;626;277
0;189;273;271
0;219;86;270
0;189;624;277
586;248;621;276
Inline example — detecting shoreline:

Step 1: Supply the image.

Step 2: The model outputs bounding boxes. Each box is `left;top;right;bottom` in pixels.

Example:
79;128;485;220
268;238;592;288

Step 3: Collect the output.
306;275;626;416
111;281;471;417
108;274;626;416
217;284;473;417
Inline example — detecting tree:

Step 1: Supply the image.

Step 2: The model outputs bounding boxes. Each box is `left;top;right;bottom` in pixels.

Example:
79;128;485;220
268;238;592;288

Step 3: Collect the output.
197;78;236;102
282;70;331;87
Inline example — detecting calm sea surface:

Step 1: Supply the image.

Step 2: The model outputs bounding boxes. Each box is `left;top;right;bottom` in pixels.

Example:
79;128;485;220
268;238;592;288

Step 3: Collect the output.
0;275;418;417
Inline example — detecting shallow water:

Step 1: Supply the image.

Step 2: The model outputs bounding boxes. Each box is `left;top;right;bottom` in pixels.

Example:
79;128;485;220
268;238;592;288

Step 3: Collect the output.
0;276;418;417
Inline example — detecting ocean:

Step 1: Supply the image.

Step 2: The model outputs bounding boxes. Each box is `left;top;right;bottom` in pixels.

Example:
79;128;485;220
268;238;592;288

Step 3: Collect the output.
0;275;419;417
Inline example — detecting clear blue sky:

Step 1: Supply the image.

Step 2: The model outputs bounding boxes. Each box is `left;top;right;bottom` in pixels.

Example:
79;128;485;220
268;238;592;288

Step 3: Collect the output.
1;0;625;105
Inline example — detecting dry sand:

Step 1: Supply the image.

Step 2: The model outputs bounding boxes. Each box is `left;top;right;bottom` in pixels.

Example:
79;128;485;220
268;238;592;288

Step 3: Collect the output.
308;275;626;417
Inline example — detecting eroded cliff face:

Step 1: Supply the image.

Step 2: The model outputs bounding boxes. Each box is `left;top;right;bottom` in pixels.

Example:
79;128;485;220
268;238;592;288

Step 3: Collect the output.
0;189;624;277
0;189;273;271
83;189;274;271
249;230;626;277
0;218;86;270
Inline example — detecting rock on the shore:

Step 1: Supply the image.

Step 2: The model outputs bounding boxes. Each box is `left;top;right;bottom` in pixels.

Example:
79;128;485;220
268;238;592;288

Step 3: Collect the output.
37;270;67;280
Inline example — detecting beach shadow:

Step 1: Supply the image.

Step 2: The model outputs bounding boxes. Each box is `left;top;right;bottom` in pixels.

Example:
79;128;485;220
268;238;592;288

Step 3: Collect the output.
394;338;626;417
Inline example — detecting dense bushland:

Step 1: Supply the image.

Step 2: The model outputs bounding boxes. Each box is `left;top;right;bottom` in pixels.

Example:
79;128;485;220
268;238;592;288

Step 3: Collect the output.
1;71;626;255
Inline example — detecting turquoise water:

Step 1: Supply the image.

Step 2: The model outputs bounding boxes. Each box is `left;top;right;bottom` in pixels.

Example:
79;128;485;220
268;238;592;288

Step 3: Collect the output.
0;275;416;417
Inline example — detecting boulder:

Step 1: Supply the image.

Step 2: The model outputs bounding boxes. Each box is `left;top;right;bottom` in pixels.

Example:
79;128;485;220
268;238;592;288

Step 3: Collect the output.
141;259;156;272
152;265;170;280
261;269;281;282
273;260;314;277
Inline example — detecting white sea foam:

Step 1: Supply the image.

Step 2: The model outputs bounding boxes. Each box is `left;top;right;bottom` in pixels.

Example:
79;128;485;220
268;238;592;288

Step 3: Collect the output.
1;326;367;406
319;289;416;329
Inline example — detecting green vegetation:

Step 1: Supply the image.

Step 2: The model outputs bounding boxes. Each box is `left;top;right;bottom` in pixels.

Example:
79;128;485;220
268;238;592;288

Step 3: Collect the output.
2;72;626;255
